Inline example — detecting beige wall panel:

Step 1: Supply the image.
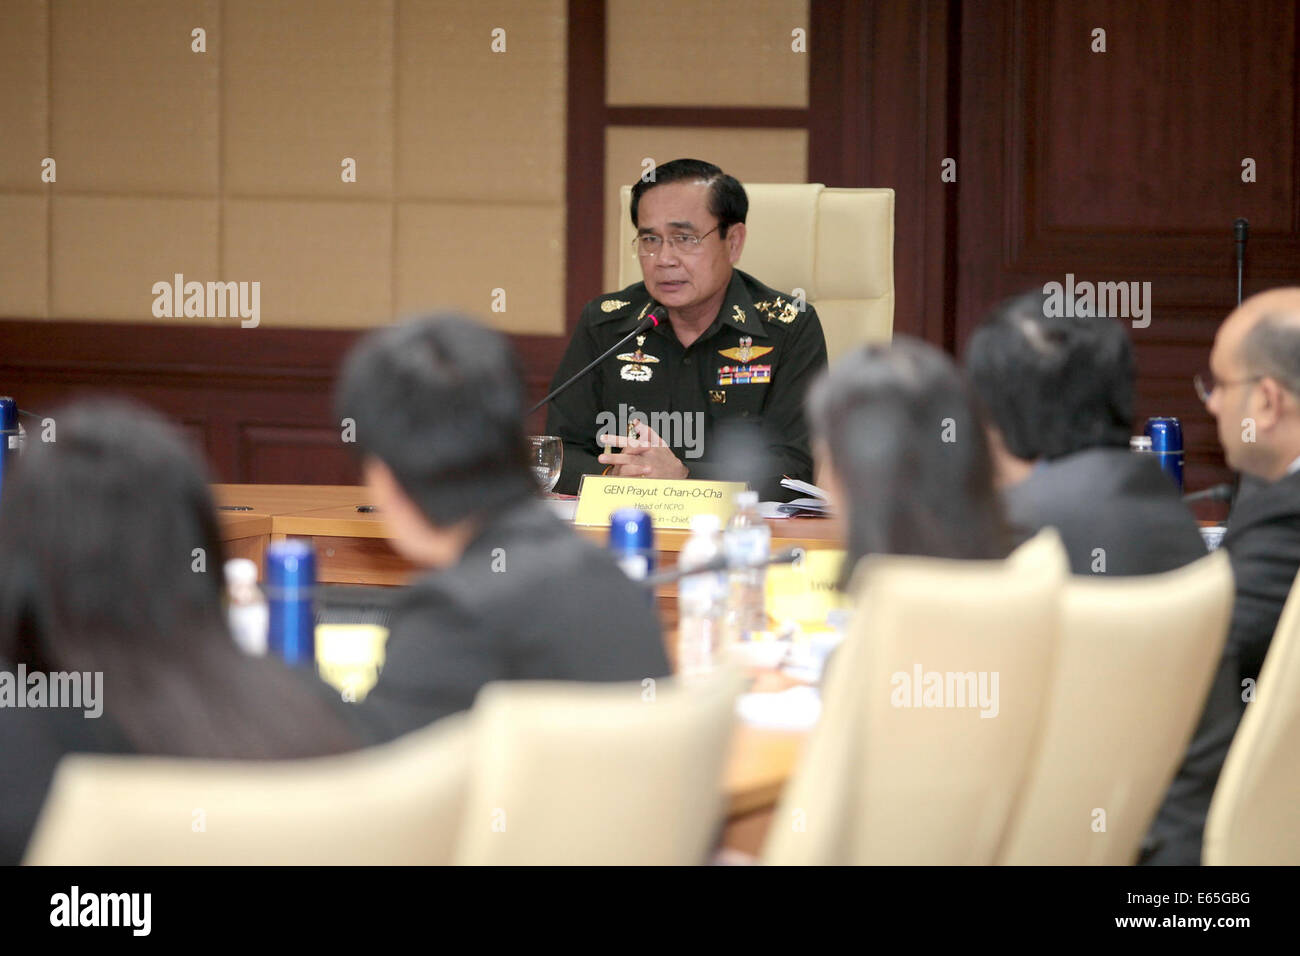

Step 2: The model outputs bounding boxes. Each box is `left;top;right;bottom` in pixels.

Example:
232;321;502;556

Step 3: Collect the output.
603;127;807;291
0;0;48;190
395;202;564;335
223;200;392;328
606;0;808;107
52;0;219;194
397;0;565;203
0;195;49;317
224;0;394;197
51;196;218;322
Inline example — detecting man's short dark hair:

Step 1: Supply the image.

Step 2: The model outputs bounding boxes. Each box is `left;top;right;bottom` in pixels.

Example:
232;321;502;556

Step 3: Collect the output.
630;158;748;238
336;314;534;526
963;290;1135;460
1238;313;1300;396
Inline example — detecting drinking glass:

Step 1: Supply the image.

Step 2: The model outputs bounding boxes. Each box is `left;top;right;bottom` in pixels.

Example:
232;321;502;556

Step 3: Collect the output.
528;435;563;493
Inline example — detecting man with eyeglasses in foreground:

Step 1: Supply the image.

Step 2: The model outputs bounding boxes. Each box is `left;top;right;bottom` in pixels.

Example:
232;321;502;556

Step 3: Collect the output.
1142;286;1300;865
546;159;828;501
1202;287;1300;689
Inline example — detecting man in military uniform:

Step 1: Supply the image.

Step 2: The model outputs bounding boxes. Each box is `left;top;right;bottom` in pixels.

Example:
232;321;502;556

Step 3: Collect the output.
546;159;828;501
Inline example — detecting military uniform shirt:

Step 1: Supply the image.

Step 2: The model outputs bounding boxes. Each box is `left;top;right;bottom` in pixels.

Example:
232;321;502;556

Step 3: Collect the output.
545;269;828;501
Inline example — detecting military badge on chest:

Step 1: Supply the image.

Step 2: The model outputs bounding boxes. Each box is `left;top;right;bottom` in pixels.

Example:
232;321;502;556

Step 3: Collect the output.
617;334;660;382
716;335;774;386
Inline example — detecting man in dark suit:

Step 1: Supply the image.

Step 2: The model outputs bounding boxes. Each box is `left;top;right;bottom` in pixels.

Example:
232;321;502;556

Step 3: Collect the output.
335;315;670;742
964;291;1231;865
1203;287;1300;688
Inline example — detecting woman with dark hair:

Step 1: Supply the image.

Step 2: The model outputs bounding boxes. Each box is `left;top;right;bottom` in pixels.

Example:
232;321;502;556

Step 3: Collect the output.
806;336;1011;587
0;399;356;864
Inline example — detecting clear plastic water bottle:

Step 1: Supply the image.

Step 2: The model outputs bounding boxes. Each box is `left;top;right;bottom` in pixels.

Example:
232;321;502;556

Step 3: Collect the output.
224;558;268;656
677;514;726;678
724;491;771;645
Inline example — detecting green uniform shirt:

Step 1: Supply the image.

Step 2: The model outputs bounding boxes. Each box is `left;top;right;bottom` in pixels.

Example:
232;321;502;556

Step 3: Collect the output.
545;269;828;501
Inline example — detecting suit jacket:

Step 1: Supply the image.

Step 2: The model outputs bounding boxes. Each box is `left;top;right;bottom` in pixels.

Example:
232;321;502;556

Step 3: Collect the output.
353;497;671;743
1000;447;1239;865
1220;467;1300;686
1003;447;1209;575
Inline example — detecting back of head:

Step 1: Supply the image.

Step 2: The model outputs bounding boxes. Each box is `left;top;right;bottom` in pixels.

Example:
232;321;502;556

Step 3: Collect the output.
630;158;748;238
0;399;353;759
336;313;534;527
964;290;1135;460
807;336;1008;582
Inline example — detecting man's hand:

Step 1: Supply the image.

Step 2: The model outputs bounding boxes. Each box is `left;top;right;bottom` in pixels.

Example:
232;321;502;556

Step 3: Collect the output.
596;423;689;479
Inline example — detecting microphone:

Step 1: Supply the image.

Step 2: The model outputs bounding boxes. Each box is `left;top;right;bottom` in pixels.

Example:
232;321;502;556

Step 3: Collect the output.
1183;483;1234;504
1234;218;1249;305
642;547;803;589
527;309;663;416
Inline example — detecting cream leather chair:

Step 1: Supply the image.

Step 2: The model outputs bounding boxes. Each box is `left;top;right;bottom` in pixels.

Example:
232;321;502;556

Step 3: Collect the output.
454;671;742;865
998;550;1234;865
1203;567;1300;864
763;529;1068;865
617;183;895;361
24;714;469;865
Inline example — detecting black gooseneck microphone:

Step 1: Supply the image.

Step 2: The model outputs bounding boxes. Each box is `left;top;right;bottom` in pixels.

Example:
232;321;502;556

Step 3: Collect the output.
527;309;663;417
1234;218;1249;306
642;547;803;589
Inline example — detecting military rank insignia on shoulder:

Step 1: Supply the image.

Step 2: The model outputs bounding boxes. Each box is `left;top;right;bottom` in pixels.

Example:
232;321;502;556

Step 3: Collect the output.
600;298;632;313
753;296;803;324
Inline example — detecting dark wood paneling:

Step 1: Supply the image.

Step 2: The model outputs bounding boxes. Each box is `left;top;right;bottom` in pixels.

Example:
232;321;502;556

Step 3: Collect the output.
566;0;608;335
809;0;958;349
0;319;565;483
956;0;1300;492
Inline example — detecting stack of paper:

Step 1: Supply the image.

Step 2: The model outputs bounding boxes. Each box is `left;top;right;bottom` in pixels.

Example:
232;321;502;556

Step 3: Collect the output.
765;477;832;517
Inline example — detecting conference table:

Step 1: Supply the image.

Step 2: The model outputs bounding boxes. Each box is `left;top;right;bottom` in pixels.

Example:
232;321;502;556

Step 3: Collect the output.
212;483;843;854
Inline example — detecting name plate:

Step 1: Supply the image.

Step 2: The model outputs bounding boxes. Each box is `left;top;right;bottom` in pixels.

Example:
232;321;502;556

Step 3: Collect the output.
765;549;848;629
574;475;747;529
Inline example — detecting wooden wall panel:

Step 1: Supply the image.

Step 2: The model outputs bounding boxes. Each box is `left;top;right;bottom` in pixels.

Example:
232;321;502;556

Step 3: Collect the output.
955;0;1300;495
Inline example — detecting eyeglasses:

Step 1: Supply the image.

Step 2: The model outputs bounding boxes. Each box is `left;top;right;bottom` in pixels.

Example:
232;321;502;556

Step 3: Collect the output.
1194;371;1263;404
632;225;720;258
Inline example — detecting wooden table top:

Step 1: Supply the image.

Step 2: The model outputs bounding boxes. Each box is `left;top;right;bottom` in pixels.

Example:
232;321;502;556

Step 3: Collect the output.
212;483;373;515
212;483;845;550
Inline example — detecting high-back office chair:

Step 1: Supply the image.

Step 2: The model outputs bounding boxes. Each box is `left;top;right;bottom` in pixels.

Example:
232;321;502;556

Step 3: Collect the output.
998;550;1234;865
24;714;470;865
617;183;895;361
1203;568;1300;864
763;529;1068;865
454;672;742;865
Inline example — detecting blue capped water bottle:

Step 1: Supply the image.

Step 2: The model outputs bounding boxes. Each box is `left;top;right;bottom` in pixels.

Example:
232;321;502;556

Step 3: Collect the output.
265;539;316;666
609;508;655;582
0;398;18;509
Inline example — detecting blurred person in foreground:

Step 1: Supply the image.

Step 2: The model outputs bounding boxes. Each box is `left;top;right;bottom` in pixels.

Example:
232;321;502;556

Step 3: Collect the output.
0;400;356;866
964;291;1231;866
964;290;1207;574
806;336;1012;587
336;314;670;744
